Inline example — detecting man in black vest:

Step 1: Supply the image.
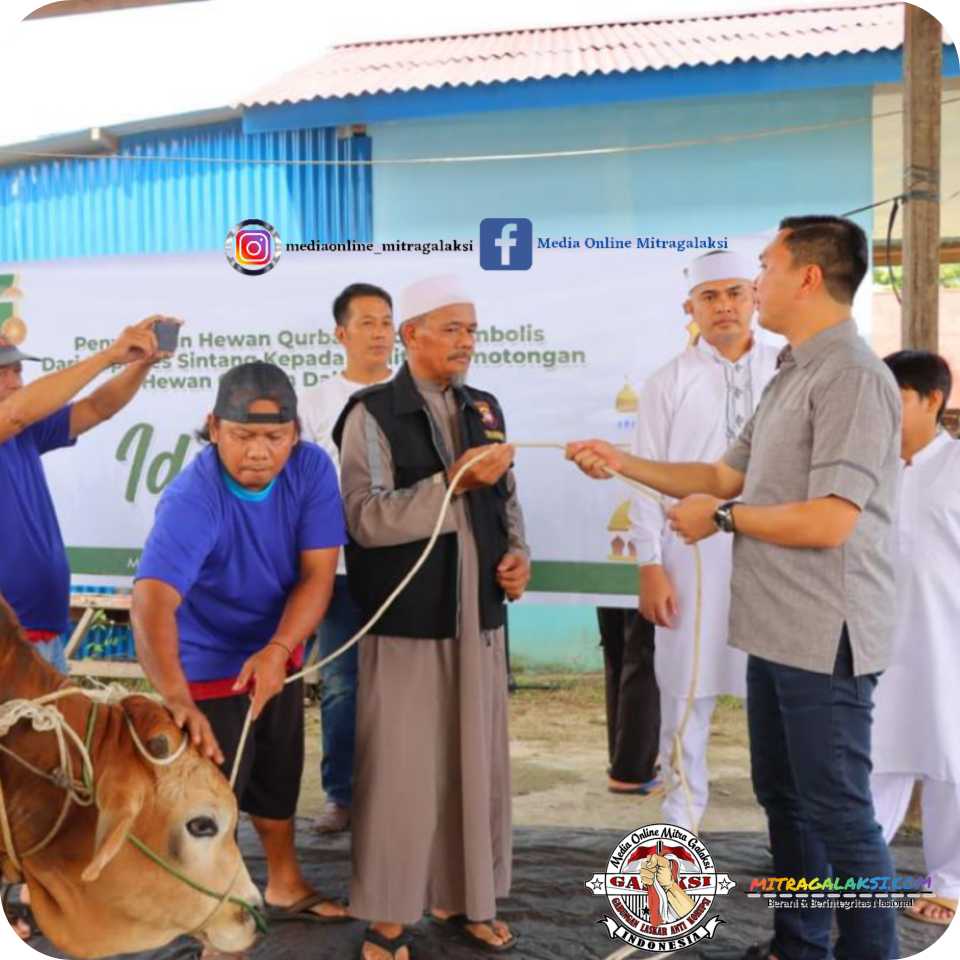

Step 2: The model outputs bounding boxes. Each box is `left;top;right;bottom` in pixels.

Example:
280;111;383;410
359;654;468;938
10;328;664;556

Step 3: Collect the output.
334;274;529;960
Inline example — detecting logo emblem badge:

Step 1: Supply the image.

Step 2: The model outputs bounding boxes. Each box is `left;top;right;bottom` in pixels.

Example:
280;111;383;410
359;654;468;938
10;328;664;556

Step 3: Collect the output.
474;400;497;428
586;823;735;952
479;218;533;270
225;219;282;276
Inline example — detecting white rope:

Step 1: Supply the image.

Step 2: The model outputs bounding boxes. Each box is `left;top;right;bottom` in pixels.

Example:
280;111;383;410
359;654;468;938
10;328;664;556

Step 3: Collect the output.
230;444;497;786
0;685;188;872
76;679;189;766
229;441;703;842
508;444;701;833
602;464;702;838
3;97;959;169
0;698;97;800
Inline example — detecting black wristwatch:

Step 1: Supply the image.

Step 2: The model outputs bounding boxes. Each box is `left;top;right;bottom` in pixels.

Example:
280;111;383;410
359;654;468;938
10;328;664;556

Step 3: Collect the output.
713;500;739;534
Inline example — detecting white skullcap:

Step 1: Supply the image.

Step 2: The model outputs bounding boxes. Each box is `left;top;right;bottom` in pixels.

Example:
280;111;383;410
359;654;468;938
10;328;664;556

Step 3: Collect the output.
683;250;757;293
398;274;474;323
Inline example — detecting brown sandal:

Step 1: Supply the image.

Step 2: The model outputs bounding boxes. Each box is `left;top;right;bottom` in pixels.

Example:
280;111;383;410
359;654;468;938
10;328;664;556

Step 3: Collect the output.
361;925;413;959
904;894;957;926
264;893;351;924
430;913;518;953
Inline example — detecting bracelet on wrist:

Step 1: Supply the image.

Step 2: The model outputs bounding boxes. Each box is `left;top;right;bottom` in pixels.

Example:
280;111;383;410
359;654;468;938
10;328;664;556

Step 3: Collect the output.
265;641;292;658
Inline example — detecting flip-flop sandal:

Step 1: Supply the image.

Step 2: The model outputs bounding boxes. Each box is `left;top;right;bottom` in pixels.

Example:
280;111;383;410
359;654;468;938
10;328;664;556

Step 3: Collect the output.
429;913;518;954
608;777;664;796
264;893;352;924
360;925;414;959
1;883;36;940
904;894;957;927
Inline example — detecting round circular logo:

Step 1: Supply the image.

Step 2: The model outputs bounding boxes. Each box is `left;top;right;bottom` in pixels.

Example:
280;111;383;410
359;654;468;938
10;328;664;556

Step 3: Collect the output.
225;219;282;276
586;823;735;952
0;315;27;345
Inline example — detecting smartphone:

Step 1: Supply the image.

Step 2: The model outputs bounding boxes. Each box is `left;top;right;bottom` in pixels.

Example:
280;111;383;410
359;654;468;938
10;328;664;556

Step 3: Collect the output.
154;318;180;353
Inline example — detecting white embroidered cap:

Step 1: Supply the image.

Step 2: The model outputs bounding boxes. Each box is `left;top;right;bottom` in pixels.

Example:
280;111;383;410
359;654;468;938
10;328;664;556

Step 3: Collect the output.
684;250;757;293
398;274;474;323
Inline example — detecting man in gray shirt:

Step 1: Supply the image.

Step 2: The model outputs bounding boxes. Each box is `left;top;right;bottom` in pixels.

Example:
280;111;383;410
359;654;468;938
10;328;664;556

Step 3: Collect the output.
567;216;900;960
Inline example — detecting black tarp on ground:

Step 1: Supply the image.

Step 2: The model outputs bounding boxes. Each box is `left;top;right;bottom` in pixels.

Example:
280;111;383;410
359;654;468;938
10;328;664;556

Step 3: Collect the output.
30;819;946;960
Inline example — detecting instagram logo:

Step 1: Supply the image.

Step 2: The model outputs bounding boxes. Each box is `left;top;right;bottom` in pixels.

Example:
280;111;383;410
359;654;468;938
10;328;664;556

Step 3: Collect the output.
225;219;282;275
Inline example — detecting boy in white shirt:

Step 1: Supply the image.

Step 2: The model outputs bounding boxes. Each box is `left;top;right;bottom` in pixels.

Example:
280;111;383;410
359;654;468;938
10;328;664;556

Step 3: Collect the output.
871;349;959;928
300;283;395;833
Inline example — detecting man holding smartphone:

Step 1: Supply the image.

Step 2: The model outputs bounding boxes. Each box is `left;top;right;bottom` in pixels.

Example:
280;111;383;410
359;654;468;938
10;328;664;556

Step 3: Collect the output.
0;314;177;670
0;314;176;941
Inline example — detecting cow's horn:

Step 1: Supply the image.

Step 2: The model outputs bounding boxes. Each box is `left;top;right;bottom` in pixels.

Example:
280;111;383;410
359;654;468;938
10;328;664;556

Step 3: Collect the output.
146;735;170;759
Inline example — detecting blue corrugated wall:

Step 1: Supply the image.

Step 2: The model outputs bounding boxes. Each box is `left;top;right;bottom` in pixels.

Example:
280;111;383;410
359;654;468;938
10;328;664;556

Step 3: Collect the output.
0;120;372;261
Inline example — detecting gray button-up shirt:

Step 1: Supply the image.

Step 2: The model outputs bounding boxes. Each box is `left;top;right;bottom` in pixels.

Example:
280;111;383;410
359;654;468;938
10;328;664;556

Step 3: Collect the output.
722;319;901;675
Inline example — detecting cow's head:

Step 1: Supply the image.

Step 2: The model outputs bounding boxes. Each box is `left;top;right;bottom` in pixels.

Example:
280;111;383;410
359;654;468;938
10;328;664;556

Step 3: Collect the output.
0;644;262;957
0;592;262;956
18;696;263;958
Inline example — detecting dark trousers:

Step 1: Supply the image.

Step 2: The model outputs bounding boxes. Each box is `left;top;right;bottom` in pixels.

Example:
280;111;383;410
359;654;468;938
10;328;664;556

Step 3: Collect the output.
317;575;362;807
597;607;660;783
747;627;899;960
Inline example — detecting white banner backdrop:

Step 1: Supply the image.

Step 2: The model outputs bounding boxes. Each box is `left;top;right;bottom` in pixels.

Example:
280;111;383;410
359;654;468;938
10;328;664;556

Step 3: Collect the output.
3;243;869;604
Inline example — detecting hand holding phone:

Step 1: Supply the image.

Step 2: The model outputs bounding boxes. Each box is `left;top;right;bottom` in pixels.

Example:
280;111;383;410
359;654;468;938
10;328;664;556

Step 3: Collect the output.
153;317;181;354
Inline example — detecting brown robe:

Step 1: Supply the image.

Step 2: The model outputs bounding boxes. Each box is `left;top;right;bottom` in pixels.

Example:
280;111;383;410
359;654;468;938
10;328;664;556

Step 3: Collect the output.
339;374;528;925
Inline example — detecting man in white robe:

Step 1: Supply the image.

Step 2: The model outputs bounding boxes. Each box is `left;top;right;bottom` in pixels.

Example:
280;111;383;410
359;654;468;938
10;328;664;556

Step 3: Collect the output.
631;250;779;831
871;349;959;927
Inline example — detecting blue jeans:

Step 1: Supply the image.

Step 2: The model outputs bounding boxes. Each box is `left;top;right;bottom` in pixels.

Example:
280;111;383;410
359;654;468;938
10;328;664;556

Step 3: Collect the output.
315;575;361;808
747;627;898;960
32;631;69;674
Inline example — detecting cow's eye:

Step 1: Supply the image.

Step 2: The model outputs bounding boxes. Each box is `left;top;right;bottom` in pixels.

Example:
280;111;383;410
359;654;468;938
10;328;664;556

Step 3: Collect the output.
186;816;219;839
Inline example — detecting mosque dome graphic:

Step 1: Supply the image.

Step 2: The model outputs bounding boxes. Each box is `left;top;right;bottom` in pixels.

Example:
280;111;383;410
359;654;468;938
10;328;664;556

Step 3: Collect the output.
615;378;638;413
607;500;637;563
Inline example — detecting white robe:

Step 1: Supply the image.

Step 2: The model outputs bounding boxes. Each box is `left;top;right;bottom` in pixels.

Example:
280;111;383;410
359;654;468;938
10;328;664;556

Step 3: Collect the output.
630;336;780;698
872;430;960;783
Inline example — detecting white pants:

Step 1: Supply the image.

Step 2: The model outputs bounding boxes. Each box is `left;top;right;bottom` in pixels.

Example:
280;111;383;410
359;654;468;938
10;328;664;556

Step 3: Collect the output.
659;693;716;832
871;772;960;898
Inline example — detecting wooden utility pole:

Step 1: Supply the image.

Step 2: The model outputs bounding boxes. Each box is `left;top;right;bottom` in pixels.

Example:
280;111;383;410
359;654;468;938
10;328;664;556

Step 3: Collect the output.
901;4;942;350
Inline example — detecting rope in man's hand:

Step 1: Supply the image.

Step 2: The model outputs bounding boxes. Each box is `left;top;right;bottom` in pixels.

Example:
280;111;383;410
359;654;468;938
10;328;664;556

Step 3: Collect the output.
225;441;707;960
230;442;704;847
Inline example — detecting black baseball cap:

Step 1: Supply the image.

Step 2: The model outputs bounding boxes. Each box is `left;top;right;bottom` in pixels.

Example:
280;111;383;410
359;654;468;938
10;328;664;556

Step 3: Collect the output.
0;336;40;366
213;361;297;423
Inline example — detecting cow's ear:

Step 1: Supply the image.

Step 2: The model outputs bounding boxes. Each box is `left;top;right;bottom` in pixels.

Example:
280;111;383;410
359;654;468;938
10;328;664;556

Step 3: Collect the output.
122;695;180;760
0;594;24;647
82;769;146;882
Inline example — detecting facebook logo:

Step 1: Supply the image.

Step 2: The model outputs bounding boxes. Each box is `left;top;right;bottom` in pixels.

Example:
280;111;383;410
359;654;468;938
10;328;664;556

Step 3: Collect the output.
479;218;533;270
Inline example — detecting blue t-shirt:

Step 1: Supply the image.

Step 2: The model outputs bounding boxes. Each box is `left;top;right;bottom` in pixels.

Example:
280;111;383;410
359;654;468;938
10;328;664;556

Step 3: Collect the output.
0;406;76;633
136;442;346;683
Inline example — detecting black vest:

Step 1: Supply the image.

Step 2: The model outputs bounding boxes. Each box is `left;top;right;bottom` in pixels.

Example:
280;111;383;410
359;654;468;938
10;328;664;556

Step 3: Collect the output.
332;364;510;639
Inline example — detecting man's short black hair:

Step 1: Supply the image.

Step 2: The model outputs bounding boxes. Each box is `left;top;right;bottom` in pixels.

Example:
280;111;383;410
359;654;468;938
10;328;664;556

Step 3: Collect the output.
884;350;953;423
778;215;868;305
332;283;393;327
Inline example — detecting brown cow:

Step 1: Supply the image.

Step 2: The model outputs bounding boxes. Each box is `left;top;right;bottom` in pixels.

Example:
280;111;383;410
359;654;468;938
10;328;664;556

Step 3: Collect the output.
0;594;263;958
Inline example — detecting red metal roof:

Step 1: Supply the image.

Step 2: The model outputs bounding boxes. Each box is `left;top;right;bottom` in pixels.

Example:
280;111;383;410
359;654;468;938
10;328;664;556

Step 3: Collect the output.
243;2;923;106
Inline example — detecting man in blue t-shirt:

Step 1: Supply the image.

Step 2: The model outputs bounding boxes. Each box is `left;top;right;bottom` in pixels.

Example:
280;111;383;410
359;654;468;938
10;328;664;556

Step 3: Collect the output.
133;361;350;927
1;318;174;943
0;317;174;670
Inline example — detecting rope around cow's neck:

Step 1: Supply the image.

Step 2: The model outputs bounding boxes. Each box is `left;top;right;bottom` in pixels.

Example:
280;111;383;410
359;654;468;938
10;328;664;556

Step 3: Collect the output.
0;685;267;935
229;443;703;842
